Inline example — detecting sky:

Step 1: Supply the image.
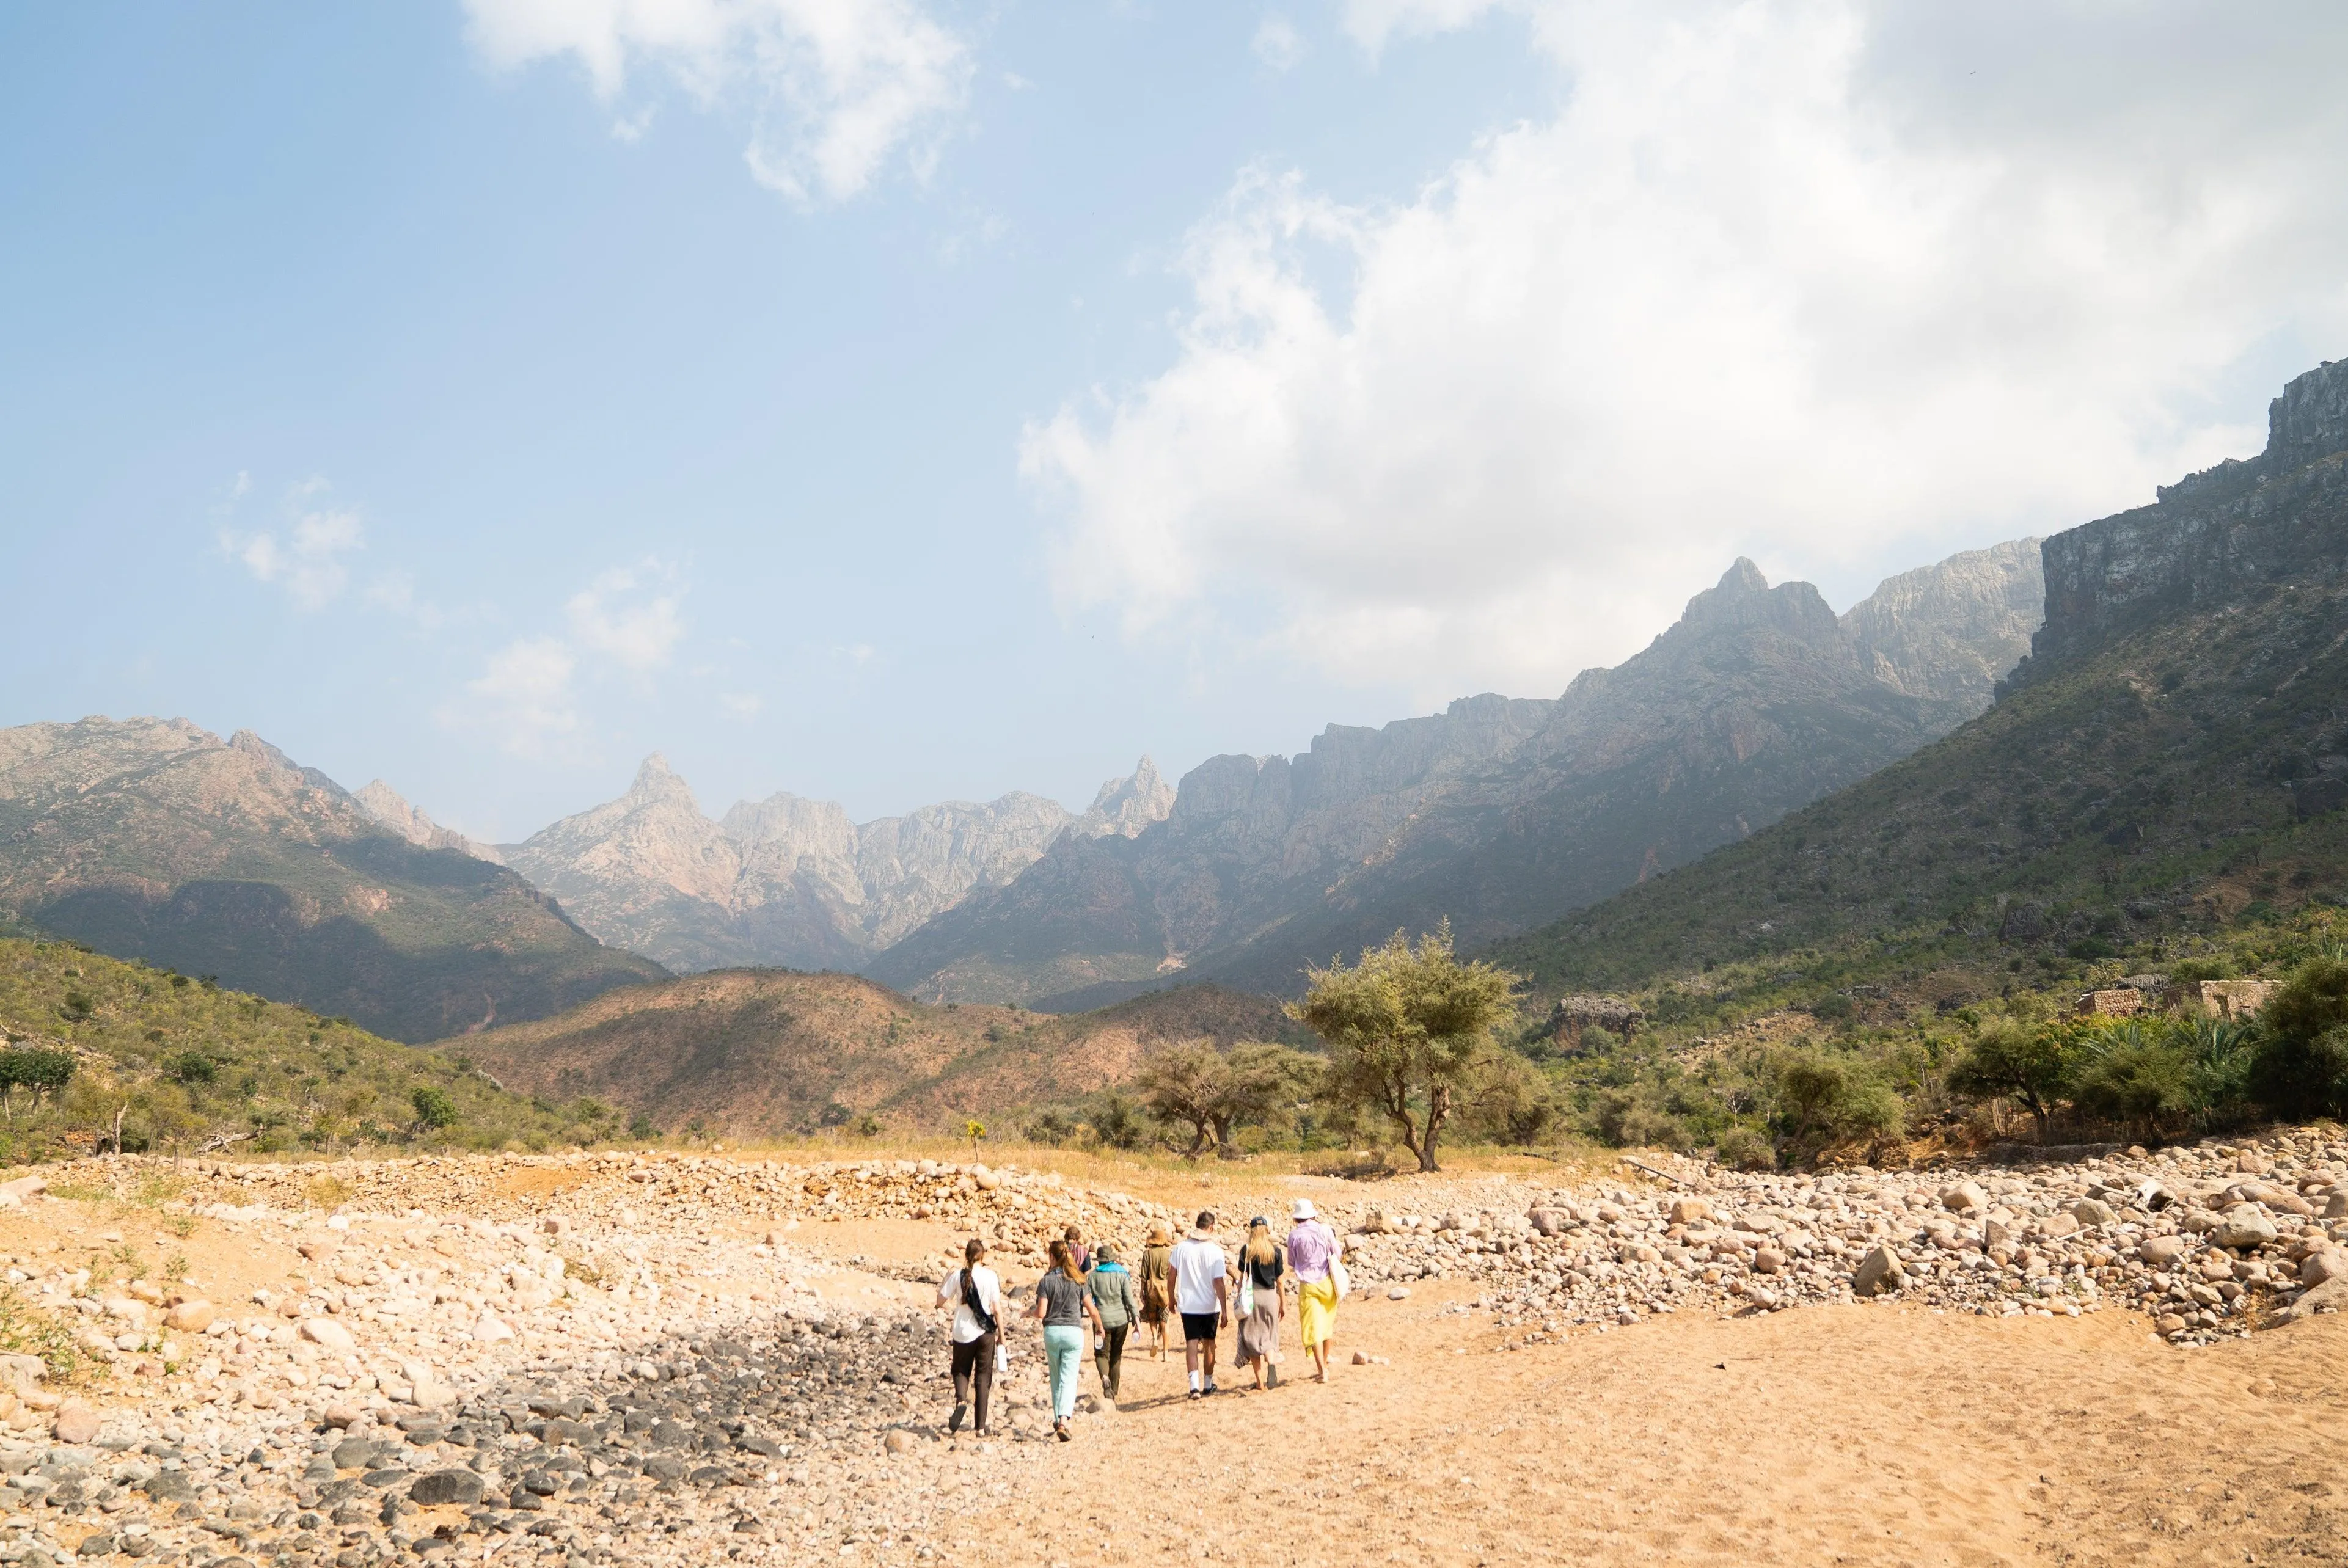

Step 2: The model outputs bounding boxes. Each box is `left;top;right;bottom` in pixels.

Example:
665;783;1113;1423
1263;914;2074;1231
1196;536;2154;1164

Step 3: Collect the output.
6;1;2348;842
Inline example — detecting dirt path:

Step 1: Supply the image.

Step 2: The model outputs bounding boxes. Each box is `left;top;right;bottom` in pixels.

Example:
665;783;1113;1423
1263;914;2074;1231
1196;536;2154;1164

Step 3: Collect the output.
935;1285;2348;1567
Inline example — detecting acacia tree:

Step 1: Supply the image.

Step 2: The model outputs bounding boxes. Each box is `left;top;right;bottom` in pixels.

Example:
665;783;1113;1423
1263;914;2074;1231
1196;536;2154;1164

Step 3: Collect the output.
1135;1040;1318;1159
1948;1018;2077;1141
1290;924;1519;1172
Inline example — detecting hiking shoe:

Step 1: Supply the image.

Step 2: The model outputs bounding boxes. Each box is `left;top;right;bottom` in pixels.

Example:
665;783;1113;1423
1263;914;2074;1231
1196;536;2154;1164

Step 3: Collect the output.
948;1404;967;1435
1055;1423;1071;1443
1202;1381;1220;1396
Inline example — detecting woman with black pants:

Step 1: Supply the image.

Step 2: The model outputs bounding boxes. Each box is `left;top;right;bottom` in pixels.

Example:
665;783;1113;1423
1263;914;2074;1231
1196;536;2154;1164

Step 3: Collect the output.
935;1236;1002;1435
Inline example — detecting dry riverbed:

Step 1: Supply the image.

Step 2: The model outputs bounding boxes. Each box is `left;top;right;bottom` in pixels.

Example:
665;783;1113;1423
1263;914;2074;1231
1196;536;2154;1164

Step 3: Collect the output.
0;1137;2341;1567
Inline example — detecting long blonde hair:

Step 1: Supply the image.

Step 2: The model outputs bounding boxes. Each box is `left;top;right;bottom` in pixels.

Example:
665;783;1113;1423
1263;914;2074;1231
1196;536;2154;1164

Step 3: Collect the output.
1245;1220;1276;1267
1047;1236;1080;1282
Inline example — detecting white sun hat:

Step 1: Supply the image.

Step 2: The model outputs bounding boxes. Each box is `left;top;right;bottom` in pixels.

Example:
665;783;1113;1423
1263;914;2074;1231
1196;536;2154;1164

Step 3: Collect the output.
1292;1198;1317;1220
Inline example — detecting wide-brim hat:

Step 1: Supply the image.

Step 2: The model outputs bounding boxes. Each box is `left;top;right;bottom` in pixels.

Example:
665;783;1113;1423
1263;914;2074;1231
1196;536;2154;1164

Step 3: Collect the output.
1291;1198;1317;1220
1146;1222;1171;1244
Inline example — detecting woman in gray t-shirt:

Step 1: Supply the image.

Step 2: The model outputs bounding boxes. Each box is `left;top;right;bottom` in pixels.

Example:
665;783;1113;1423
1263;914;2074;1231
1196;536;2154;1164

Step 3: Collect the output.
1026;1238;1104;1441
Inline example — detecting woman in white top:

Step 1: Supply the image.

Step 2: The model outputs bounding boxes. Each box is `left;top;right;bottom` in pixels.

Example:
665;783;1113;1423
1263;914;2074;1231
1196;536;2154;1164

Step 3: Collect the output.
935;1236;1003;1436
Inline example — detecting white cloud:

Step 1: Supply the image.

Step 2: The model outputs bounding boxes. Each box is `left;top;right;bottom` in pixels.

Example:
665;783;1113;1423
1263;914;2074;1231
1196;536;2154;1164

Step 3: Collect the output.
1026;0;2348;703
222;488;365;612
441;563;692;757
455;636;582;759
463;0;973;202
1253;15;1306;71
566;561;685;673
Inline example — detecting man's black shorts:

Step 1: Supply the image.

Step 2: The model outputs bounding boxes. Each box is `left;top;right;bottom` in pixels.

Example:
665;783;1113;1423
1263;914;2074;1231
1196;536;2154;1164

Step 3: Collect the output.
1180;1311;1220;1343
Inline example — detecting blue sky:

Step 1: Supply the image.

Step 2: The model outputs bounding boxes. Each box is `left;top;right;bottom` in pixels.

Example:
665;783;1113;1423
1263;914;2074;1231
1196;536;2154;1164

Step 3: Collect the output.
8;2;2348;840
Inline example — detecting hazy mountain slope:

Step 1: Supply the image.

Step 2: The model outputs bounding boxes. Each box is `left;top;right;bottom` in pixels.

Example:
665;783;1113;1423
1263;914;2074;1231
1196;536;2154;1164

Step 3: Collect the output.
354;781;506;865
1492;356;2348;994
0;718;666;1041
868;541;2042;1006
453;969;1295;1136
500;756;1173;974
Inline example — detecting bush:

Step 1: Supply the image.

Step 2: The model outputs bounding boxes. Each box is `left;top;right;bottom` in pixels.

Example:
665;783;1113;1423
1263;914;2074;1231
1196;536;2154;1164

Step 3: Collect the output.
2250;1026;2348;1121
164;1051;217;1086
2070;1032;2192;1137
409;1085;459;1131
1713;1124;1776;1170
1770;1049;1902;1158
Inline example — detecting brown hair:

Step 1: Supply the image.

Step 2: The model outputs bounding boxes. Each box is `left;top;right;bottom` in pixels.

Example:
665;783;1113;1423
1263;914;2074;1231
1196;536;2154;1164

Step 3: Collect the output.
1063;1224;1083;1242
1246;1219;1277;1267
1046;1236;1080;1282
960;1236;988;1306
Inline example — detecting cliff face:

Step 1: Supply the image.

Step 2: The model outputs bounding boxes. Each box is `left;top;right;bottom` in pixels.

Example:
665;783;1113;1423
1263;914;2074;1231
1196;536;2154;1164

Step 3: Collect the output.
499;756;1174;974
867;541;2044;1005
1496;352;2348;995
0;718;665;1040
2018;358;2348;679
354;781;507;865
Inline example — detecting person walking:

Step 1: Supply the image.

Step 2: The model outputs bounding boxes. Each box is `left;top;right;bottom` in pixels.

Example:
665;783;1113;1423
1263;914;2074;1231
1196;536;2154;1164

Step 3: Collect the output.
1086;1240;1138;1401
1232;1216;1285;1390
1286;1198;1342;1383
1168;1211;1229;1399
935;1237;1002;1436
1062;1224;1092;1275
1138;1223;1174;1360
1026;1238;1103;1441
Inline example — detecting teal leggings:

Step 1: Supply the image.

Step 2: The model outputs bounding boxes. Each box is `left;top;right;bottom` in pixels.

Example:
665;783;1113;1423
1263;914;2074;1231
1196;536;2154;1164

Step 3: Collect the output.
1042;1324;1086;1419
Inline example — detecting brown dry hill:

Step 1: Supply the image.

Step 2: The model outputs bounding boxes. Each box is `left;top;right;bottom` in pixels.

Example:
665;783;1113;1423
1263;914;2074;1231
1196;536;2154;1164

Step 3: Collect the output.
450;970;1299;1136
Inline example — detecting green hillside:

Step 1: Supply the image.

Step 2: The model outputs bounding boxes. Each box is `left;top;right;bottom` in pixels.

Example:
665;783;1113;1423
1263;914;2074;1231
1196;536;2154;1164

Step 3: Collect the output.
0;936;617;1160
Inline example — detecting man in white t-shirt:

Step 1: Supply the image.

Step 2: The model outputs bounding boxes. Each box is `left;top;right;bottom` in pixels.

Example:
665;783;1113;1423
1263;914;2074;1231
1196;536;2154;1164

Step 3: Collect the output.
1167;1210;1229;1398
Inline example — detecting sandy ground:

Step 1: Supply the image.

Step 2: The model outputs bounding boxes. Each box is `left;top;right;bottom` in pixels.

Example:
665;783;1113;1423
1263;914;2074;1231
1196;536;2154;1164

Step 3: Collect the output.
765;1176;2348;1568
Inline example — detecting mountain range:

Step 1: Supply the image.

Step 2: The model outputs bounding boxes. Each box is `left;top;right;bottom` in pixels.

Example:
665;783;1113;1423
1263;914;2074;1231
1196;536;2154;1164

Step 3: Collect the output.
466;756;1177;974
0;718;664;1041
864;540;2043;1007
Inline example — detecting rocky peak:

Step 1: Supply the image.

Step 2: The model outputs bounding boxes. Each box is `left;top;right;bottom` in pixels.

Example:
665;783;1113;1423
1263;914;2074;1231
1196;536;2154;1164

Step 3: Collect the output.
1076;757;1176;839
623;753;699;809
1667;559;1841;644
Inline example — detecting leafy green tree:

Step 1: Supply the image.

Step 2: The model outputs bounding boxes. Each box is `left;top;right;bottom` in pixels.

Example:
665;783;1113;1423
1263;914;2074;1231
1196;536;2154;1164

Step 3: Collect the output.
1948;1019;2078;1141
0;1048;75;1121
409;1085;459;1131
1290;924;1520;1172
2069;1023;2193;1140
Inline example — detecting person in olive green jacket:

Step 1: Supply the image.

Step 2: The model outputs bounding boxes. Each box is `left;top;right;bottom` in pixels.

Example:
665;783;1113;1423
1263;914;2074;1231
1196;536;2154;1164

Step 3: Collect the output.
1087;1241;1141;1401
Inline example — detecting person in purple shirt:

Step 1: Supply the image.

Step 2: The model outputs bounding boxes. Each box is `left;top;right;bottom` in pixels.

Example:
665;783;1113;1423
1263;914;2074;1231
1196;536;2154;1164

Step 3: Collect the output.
1286;1198;1342;1383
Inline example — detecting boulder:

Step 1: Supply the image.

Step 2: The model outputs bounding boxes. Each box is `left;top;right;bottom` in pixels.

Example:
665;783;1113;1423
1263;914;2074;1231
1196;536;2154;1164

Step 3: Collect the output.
2038;1212;2081;1239
2213;1206;2279;1252
1527;1209;1569;1238
2138;1235;2188;1267
2071;1199;2117;1228
299;1318;357;1353
1668;1197;1713;1226
2278;1275;2348;1323
0;1354;45;1394
1942;1183;1988;1214
51;1401;100;1445
408;1470;484;1507
2300;1250;2348;1287
1752;1247;1787;1275
471;1315;515;1343
2327;1192;2348;1221
1851;1245;1907;1298
162;1300;215;1334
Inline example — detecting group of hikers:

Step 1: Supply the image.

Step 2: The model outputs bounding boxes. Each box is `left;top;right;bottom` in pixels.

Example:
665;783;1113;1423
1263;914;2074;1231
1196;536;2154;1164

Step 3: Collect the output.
933;1197;1348;1442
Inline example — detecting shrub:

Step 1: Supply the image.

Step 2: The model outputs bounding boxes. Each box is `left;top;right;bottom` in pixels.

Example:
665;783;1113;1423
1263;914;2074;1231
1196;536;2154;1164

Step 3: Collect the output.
164;1051;217;1086
409;1085;459;1131
1713;1124;1776;1170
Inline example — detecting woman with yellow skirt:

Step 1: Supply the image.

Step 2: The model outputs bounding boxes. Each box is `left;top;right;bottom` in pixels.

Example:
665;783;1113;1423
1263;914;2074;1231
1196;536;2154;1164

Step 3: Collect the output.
1286;1198;1342;1382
